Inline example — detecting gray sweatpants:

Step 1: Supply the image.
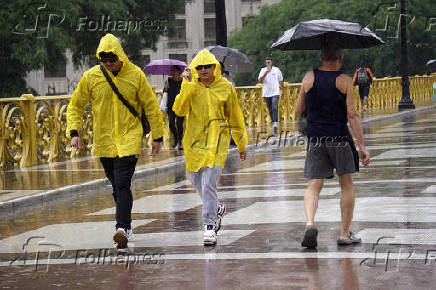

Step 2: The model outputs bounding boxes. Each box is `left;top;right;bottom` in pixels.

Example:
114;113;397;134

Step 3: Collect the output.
187;166;223;226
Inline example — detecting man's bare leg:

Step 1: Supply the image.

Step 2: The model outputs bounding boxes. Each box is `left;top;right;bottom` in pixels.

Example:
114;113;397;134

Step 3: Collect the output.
304;179;324;226
338;173;355;239
302;179;323;248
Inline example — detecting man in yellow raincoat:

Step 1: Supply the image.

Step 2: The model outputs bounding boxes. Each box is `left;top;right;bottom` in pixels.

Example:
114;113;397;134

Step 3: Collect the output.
173;49;248;245
67;34;164;250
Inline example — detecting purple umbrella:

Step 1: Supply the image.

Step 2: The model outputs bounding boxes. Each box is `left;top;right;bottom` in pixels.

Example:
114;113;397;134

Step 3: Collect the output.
143;59;187;75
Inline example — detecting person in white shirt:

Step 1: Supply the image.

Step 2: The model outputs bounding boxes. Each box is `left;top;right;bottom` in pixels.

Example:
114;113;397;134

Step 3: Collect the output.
258;57;284;134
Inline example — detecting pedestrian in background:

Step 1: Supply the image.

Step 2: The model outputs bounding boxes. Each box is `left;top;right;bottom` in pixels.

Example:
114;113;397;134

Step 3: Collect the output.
163;65;184;150
258;57;284;135
352;61;374;112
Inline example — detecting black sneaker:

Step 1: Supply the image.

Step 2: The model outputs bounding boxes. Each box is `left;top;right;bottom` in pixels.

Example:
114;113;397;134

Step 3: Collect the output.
171;140;177;148
301;226;318;249
337;231;362;245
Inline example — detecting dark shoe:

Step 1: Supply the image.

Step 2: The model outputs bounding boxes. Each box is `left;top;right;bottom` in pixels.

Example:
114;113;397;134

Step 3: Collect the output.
178;141;183;151
301;226;318;249
171;140;177;148
337;231;362;245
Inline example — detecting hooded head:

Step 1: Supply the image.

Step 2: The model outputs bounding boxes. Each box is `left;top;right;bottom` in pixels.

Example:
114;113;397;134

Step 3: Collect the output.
96;34;129;72
189;49;222;84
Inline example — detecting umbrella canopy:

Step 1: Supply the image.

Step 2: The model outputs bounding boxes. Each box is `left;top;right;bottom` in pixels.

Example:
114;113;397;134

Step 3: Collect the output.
194;45;254;73
427;59;436;73
143;59;187;75
271;19;385;50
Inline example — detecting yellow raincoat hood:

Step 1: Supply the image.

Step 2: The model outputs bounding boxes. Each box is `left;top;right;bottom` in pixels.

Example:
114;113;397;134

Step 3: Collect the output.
188;49;222;84
67;33;164;158
173;49;247;172
96;33;129;65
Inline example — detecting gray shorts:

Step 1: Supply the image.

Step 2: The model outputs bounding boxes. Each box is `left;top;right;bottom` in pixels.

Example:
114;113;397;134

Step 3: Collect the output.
304;141;357;179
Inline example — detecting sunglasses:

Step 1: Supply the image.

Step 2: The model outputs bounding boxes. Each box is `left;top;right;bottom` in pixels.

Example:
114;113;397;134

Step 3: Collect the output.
195;64;213;70
99;56;118;63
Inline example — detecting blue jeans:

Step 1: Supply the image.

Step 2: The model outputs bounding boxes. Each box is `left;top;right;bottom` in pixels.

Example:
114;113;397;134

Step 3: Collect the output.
263;95;279;123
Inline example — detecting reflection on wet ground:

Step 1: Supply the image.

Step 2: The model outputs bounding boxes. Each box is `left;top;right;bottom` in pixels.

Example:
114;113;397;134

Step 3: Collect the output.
1;109;436;289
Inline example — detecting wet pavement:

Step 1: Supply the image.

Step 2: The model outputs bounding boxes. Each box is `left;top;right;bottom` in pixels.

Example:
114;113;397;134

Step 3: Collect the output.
1;106;436;289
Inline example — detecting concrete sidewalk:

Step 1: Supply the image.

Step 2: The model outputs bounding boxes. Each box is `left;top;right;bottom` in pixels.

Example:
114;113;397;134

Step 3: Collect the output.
0;104;434;215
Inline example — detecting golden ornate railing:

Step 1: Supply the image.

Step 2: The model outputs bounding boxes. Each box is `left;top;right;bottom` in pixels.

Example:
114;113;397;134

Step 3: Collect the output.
1;75;435;168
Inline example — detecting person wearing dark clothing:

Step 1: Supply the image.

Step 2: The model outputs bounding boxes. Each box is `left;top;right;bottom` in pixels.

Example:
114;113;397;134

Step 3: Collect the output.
352;63;374;112
67;34;164;251
164;66;184;150
295;43;370;249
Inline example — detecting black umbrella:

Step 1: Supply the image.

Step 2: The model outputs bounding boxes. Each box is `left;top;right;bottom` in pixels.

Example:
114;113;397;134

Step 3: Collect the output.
427;59;436;73
194;45;254;72
271;19;385;50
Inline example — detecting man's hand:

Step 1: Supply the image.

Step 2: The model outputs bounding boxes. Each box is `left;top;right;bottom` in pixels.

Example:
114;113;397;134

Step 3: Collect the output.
71;136;82;149
182;68;192;82
239;151;247;161
151;141;162;156
359;147;370;167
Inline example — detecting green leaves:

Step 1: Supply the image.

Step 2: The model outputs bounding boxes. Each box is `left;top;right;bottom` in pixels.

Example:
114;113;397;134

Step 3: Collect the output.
0;0;190;97
229;0;435;85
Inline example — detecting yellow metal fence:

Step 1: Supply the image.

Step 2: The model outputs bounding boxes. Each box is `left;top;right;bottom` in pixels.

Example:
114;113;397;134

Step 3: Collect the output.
1;75;435;169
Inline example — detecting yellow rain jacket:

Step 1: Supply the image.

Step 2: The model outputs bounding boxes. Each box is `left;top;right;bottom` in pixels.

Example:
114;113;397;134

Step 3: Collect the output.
173;49;248;172
67;34;164;158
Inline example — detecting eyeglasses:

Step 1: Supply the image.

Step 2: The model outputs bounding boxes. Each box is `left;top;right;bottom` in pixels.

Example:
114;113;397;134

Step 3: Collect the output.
195;64;213;71
99;56;118;63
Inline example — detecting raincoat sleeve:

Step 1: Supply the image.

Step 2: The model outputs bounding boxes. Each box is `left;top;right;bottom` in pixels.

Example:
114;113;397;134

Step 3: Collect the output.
172;79;195;117
226;86;248;152
138;73;164;140
66;72;91;135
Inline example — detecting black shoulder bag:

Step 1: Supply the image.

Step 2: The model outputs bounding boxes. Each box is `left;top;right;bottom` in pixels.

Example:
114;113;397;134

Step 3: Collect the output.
100;65;151;136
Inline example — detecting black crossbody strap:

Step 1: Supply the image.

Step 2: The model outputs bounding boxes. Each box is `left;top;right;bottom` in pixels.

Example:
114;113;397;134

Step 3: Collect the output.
100;64;139;118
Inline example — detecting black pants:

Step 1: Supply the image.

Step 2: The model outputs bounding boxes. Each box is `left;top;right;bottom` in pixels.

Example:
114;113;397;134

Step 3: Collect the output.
168;110;184;143
100;155;138;230
358;85;370;99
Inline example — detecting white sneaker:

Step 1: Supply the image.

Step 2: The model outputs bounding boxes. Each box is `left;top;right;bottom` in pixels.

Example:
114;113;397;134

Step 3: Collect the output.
113;228;132;250
203;225;217;245
272;122;279;135
215;204;226;233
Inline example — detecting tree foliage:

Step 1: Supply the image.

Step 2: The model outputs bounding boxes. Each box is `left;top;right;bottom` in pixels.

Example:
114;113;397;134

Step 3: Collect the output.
0;0;190;97
229;0;436;85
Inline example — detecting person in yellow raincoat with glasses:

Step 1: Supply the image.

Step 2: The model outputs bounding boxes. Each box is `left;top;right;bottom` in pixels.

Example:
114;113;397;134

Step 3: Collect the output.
67;34;165;251
173;49;248;245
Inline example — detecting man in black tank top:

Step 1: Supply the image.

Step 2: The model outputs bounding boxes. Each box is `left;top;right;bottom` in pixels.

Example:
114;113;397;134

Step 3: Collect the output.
295;43;370;249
